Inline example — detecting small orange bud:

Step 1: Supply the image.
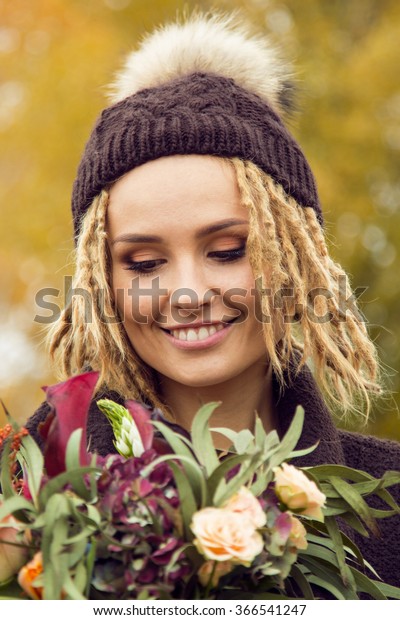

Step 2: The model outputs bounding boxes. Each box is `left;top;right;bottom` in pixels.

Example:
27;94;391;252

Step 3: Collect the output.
18;552;44;600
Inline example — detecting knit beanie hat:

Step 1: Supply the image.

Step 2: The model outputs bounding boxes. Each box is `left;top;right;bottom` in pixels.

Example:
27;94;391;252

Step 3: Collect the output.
72;13;322;238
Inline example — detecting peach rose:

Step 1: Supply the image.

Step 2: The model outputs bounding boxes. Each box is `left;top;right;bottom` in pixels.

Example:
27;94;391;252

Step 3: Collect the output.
223;486;266;529
274;463;326;521
18;551;44;600
191;507;264;565
0;515;29;584
198;559;233;587
288;515;308;550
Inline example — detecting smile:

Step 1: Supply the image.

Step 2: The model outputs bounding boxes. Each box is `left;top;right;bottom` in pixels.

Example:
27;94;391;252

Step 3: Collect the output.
161;320;236;349
169;324;225;342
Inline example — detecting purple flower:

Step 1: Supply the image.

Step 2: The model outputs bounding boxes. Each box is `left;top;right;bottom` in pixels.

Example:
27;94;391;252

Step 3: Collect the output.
93;450;190;598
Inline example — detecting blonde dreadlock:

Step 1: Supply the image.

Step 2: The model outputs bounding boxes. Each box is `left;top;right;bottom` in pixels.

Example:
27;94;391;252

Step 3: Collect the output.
231;158;381;418
47;190;162;409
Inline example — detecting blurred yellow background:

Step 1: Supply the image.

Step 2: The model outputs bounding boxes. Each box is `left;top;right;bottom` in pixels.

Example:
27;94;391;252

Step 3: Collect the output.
1;0;399;438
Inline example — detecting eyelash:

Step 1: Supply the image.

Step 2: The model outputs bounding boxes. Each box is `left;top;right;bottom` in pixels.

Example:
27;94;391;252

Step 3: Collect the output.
125;244;246;275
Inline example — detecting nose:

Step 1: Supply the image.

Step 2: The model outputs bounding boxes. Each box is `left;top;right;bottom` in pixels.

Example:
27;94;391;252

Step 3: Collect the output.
171;288;217;310
168;262;220;312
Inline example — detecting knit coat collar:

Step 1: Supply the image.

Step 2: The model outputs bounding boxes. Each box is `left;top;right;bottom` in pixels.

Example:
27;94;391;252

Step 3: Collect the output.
273;363;346;468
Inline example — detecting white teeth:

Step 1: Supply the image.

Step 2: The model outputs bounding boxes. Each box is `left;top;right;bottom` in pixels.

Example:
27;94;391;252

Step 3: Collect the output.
187;329;197;342
170;324;226;341
198;327;209;340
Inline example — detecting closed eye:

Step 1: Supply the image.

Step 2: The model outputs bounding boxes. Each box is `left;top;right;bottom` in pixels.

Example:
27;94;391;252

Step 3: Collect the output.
125;259;166;275
209;245;246;262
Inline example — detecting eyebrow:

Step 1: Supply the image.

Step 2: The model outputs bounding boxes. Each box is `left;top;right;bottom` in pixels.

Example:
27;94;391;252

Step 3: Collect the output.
111;218;249;246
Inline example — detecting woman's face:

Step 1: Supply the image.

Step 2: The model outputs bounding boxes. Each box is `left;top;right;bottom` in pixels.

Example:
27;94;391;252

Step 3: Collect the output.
107;155;269;390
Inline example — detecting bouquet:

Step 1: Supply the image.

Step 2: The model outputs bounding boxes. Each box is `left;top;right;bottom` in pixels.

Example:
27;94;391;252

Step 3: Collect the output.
0;372;400;600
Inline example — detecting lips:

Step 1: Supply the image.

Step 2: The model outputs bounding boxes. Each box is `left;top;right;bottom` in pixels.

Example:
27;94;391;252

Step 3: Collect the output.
169;323;225;342
160;318;237;347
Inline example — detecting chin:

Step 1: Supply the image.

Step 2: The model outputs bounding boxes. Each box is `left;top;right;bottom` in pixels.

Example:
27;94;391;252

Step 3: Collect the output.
160;367;239;389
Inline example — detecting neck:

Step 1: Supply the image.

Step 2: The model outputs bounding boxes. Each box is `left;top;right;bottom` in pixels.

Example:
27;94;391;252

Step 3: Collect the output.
158;359;276;450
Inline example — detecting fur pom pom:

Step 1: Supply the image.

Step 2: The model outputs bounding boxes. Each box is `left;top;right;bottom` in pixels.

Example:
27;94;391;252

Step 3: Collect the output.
109;12;294;116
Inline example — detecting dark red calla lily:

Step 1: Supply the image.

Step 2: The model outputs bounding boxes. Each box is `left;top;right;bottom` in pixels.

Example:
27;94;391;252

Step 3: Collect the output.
40;371;99;477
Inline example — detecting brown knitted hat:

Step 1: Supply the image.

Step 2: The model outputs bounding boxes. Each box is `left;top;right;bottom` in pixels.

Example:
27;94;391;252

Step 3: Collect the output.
72;14;322;238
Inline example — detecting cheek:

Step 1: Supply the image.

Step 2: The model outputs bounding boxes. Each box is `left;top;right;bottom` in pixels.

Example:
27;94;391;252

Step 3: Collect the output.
112;270;154;324
113;273;171;328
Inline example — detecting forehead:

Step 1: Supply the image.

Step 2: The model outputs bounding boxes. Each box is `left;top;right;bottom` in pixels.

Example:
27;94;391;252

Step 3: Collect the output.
107;155;246;236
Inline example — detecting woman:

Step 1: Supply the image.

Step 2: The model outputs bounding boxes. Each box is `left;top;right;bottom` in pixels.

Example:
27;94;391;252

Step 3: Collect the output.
26;13;400;587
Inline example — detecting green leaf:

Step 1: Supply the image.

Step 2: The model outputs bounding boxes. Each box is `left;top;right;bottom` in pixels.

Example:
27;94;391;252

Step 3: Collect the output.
50;521;69;559
289;442;320;460
289;564;315;599
70;561;88;598
339;511;369;537
42;493;68;535
254;416;273;449
64;429;93;499
0;440;16;500
307;576;346;600
233;429;254;454
324;516;356;591
83;504;102;527
43;554;68;600
370;508;398;518
17;435;44;506
86;539;97;599
41;494;72;600
308;464;372;482
66;498;101;531
210;425;259;455
323;473;400;513
323;506;347;517
306;526;365;569
167;461;198;540
65;528;96;545
299;542;340;568
370;580;400;599
250;468;275;497
350;567;387;600
380;471;400;485
0;495;36;520
66;539;90;568
62;570;86;600
152;421;195;460
214;452;261;505
329;476;379;535
209;427;238;448
268;406;305;468
208;453;249;502
65;428;84;470
372;487;400;513
300;557;356;600
190;402;221;476
38;466;99;507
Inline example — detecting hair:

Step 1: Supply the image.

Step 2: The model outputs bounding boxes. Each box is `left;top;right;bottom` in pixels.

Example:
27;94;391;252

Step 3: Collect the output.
48;158;381;420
